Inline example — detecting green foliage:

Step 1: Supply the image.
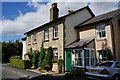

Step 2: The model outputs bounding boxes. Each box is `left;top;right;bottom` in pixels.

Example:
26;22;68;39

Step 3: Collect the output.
57;59;64;73
37;66;43;70
44;47;53;70
2;40;23;63
38;42;45;68
9;59;32;69
106;49;113;60
32;51;39;68
10;56;21;60
26;48;33;60
71;68;84;76
52;59;59;63
38;43;53;71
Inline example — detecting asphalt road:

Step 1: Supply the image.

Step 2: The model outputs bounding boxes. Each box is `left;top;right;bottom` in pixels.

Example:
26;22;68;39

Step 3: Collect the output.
1;64;87;80
2;64;27;80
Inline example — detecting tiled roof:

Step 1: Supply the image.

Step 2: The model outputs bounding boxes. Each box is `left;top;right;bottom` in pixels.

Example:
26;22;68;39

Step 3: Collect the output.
75;8;120;28
25;6;94;34
65;38;95;49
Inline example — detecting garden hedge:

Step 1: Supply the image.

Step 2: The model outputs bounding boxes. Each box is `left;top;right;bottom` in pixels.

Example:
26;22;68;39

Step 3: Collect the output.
9;59;32;69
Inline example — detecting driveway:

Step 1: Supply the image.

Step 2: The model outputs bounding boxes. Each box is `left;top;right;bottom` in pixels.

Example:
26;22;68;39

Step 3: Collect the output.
2;64;87;80
2;64;41;80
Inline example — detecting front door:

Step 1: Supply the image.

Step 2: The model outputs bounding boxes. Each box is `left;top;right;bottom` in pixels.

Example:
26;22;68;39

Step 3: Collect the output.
66;50;72;71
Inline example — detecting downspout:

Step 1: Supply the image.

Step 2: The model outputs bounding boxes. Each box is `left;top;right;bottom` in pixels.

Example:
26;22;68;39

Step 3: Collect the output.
63;19;66;72
110;20;116;61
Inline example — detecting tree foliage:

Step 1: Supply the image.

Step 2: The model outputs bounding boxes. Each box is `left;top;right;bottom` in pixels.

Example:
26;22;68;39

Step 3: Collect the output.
38;42;45;67
44;47;53;70
2;40;23;63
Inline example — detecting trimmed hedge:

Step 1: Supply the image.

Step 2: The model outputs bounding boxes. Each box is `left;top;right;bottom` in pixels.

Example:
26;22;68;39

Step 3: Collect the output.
9;59;32;69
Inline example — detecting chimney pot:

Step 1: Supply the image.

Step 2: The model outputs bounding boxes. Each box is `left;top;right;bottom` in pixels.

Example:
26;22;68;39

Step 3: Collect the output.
68;10;73;14
51;3;57;7
50;3;59;21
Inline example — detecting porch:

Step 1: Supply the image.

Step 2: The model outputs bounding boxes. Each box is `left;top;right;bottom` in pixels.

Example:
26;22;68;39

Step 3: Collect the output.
65;38;97;71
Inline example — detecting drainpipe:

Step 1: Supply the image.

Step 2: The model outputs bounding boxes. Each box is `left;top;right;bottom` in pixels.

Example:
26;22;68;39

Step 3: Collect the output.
110;20;116;61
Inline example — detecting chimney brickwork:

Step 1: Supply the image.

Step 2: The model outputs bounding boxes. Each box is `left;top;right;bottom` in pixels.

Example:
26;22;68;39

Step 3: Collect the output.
50;3;59;21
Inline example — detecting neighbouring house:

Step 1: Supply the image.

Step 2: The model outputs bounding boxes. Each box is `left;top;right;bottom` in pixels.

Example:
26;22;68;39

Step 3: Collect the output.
65;8;120;71
22;3;120;72
22;3;95;72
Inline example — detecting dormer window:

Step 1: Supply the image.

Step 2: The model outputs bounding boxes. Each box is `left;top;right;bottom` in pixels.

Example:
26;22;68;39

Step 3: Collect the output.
53;26;58;39
44;29;49;41
96;24;106;39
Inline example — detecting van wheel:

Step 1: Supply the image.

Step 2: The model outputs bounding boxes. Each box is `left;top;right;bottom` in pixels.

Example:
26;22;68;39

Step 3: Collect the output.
112;75;120;80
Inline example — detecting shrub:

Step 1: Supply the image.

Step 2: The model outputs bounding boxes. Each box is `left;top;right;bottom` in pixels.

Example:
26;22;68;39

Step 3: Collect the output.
33;51;39;68
9;59;32;69
10;56;21;60
52;59;58;63
26;48;33;60
71;67;85;76
57;59;64;73
44;47;53;71
38;42;45;67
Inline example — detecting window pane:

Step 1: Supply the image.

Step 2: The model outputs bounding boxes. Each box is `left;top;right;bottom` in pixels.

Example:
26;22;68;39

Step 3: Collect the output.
102;31;106;37
44;29;49;41
54;26;58;38
96;24;106;38
74;50;82;66
96;62;113;67
115;62;120;68
53;48;58;59
101;24;105;30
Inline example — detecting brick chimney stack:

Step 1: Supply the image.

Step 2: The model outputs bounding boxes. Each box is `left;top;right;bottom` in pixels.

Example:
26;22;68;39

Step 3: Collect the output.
50;3;59;21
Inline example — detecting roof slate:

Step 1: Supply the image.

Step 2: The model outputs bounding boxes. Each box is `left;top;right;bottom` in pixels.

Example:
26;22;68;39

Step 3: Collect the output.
25;6;94;34
75;8;120;28
65;38;95;49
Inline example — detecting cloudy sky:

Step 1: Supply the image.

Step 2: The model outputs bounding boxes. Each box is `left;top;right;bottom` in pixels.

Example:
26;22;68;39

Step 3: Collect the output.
1;1;119;42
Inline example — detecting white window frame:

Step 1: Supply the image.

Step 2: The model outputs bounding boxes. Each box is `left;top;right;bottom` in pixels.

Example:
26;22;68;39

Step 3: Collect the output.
96;24;106;39
44;29;49;41
84;48;96;66
74;48;96;67
53;26;58;39
53;48;58;59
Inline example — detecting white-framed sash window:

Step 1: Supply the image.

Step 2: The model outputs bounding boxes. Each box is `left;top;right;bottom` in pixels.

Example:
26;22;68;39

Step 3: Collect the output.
53;26;58;39
44;29;49;41
53;48;58;59
96;24;106;39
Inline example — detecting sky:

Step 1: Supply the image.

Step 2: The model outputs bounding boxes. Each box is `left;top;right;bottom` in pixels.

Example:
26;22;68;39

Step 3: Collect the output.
1;0;119;42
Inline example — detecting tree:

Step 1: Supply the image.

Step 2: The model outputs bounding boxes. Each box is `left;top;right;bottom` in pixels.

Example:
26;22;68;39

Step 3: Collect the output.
2;40;23;63
38;42;45;68
32;51;39;68
44;47;53;70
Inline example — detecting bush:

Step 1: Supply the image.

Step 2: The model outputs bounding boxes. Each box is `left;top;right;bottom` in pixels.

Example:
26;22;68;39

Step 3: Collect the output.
10;56;21;60
52;59;58;63
44;47;53;71
33;51;39;68
58;59;64;73
9;59;32;69
26;48;33;60
71;67;85;76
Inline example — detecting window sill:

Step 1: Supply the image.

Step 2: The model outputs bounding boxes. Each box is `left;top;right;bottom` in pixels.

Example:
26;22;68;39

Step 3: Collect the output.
33;42;37;44
44;40;49;42
96;37;107;41
52;38;59;40
28;43;31;45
